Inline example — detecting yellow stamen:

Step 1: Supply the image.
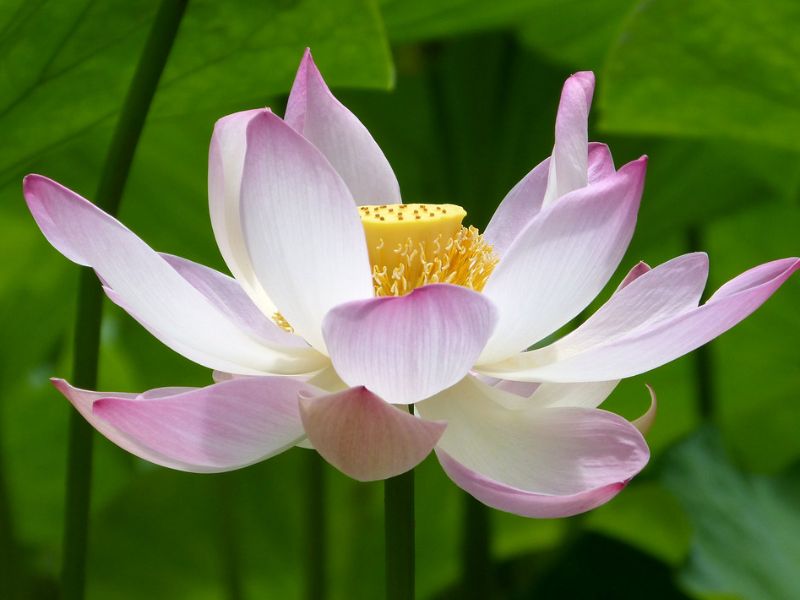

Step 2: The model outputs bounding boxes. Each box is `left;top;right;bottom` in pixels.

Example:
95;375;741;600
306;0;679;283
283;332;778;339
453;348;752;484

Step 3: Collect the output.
272;311;294;333
360;203;499;297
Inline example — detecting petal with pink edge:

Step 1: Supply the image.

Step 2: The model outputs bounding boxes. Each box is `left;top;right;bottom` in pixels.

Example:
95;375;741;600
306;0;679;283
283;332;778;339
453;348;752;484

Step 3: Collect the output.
478;157;647;364
54;377;311;472
240;111;373;353
418;376;648;518
541;72;595;208
208;109;277;316
24;175;318;375
323;284;497;404
481;257;799;382
285;49;400;205
299;386;445;481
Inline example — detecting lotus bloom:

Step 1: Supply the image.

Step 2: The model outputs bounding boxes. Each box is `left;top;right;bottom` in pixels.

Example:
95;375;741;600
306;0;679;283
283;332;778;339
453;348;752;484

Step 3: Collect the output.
25;50;798;518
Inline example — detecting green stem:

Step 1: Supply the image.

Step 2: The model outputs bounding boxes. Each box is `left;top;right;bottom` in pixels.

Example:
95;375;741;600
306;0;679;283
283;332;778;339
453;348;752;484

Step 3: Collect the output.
60;2;188;599
305;452;327;600
384;461;415;599
460;494;492;599
218;473;243;600
686;227;715;421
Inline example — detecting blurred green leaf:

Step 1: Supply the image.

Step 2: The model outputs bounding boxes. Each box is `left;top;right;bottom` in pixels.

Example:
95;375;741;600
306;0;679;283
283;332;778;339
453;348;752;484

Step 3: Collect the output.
661;428;800;600
600;0;800;150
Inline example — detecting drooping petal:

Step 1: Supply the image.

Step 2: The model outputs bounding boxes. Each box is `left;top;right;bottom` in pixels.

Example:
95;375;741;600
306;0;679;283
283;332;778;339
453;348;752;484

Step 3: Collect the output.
240;111;374;353
285;49;401;205
160;253;308;349
208;109;277;316
54;377;311;472
480;257;799;382
24;175;322;375
299;386;445;481
417;376;648;518
322;284;497;404
541;72;595;208
478;157;647;364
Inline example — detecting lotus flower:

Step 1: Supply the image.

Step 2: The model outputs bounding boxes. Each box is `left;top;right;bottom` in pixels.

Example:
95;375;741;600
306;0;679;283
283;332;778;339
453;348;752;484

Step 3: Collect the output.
25;50;798;518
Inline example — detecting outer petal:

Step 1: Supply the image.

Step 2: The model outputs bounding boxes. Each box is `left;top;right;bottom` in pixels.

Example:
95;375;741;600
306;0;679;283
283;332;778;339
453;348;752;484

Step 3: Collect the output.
418;376;648;518
299;386;445;481
541;71;595;208
478;157;647;364
208;109;277;316
160;253;308;349
285;49;400;205
587;142;616;182
322;284;497;404
240;111;374;353
54;377;311;473
24;175;320;375
481;257;799;382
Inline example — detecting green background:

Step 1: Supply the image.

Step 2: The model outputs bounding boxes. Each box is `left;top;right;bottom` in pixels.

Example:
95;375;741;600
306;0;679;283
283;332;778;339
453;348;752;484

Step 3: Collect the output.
1;0;798;598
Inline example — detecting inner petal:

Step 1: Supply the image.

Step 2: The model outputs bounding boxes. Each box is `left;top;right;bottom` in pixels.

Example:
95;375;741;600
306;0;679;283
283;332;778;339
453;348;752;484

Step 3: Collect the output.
359;203;498;297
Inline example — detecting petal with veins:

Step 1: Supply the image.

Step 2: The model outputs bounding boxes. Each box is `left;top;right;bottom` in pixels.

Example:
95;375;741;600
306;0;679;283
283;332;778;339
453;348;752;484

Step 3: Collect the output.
323;284;497;404
240;111;374;353
418;376;648;518
299;386;445;481
285;49;400;205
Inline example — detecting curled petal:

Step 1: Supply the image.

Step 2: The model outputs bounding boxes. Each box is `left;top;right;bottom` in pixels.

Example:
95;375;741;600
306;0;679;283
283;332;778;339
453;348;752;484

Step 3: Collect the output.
285;49;400;205
240;111;374;352
478;157;647;364
418;377;648;518
299;386;445;481
54;377;311;472
633;385;658;435
323;284;497;404
541;71;595;208
24;175;319;375
480;256;799;382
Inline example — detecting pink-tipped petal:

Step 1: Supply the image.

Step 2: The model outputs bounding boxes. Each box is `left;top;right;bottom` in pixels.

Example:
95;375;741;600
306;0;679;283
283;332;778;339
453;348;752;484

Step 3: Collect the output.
323;284;497;404
285;49;400;205
482;257;799;382
587;142;616;182
160;253;308;349
617;260;652;291
54;377;310;472
418;376;648;518
240;111;374;353
484;157;550;258
541;71;595;208
299;386;445;481
208;109;277;316
478;157;647;364
23;175;318;375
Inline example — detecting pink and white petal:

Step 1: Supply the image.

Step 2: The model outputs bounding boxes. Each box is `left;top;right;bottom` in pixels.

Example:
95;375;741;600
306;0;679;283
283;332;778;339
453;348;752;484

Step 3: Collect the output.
482;257;799;382
587;142;616;182
323;284;497;405
299;386;445;481
478;157;647;365
616;260;652;291
54;377;307;472
24;175;314;375
285;49;400;205
483;157;550;258
525;380;619;410
541;72;595;208
88;377;313;472
160;253;307;349
208;109;277;316
417;376;649;518
241;111;373;353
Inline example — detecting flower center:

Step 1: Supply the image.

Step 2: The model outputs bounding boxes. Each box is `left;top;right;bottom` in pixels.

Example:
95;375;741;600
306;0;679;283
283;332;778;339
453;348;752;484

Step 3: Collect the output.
359;203;498;297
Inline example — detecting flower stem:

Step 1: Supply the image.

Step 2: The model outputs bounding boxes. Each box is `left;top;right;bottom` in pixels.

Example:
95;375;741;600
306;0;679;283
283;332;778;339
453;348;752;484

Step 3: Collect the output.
305;452;327;600
686;227;715;421
460;493;492;598
384;455;415;599
60;2;187;598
